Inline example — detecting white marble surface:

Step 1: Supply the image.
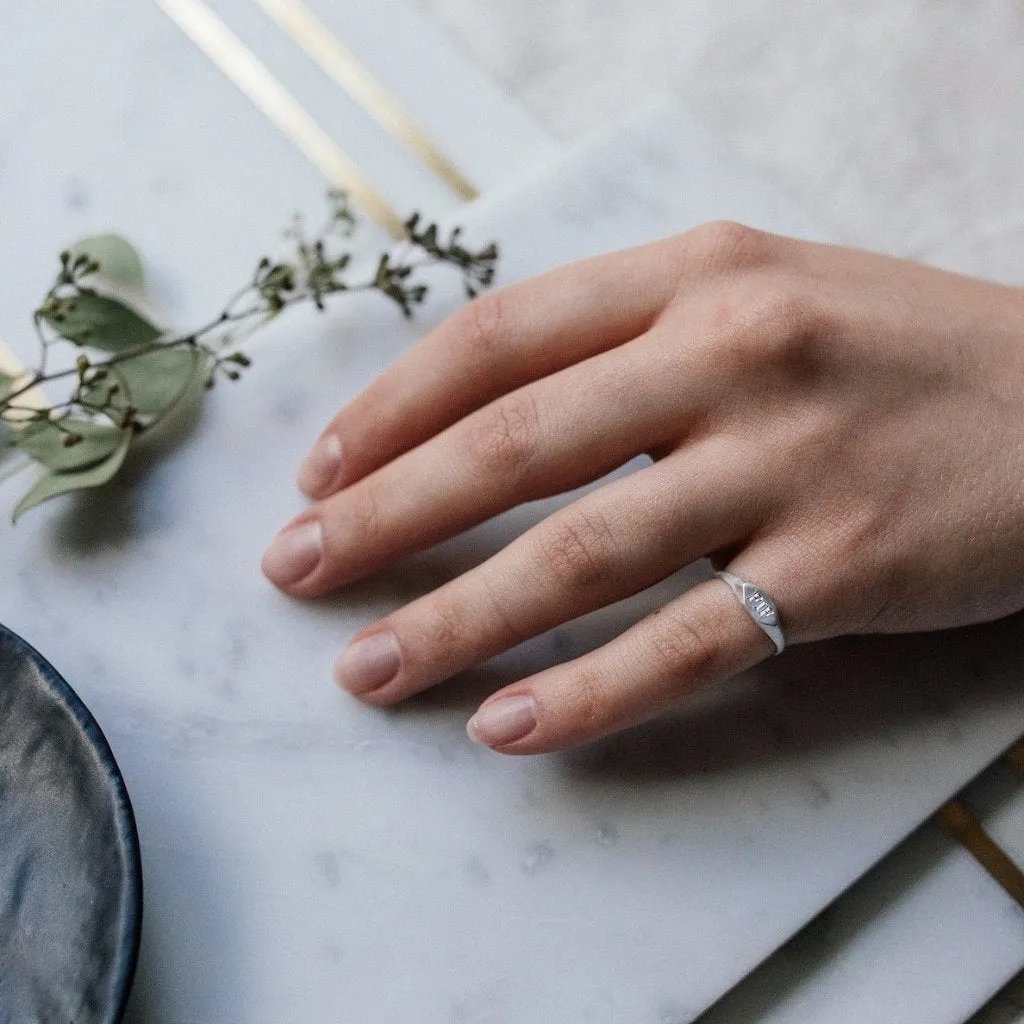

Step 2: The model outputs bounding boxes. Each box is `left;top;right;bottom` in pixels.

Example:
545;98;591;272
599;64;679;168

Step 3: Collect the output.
4;15;1024;1010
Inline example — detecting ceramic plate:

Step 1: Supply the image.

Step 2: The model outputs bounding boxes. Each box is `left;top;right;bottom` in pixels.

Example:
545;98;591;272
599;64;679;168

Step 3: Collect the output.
0;623;142;1022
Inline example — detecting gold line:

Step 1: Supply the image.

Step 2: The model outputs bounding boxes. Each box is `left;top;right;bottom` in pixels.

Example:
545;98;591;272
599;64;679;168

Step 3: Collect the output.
251;0;479;201
937;799;1024;909
156;0;406;238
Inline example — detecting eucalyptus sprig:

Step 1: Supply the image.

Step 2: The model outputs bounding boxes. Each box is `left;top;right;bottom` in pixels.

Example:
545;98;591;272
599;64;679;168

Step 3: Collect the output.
0;192;498;522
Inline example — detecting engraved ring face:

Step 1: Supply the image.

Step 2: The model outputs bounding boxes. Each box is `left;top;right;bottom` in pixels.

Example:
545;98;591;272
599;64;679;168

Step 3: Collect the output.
714;571;786;654
741;584;779;626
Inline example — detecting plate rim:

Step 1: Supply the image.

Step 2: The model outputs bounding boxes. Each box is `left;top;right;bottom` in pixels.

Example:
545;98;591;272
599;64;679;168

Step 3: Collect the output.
0;621;144;1023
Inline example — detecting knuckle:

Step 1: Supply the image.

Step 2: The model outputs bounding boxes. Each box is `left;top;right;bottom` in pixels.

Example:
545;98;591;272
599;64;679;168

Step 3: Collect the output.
687;220;771;273
814;506;900;632
644;606;721;686
567;665;614;730
825;501;886;559
478;573;532;647
716;279;823;371
454;289;508;362
345;481;386;546
466;391;541;475
540;508;618;590
759;284;821;347
420;593;464;650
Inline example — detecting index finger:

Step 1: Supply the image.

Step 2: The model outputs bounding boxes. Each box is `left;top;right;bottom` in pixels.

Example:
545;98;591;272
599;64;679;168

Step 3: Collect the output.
296;236;686;499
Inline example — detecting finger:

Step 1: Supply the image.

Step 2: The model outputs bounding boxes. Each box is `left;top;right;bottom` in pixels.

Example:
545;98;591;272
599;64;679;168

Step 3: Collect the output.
330;436;765;703
264;332;716;596
296;237;686;499
464;571;781;754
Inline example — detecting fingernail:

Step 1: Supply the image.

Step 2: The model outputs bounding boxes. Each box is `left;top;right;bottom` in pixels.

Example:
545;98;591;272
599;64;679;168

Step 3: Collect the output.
261;520;323;586
334;631;401;695
297;434;343;498
467;695;537;748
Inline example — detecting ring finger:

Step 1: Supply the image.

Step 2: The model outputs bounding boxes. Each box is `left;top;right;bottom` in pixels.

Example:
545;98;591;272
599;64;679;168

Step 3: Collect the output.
463;570;778;754
332;435;766;704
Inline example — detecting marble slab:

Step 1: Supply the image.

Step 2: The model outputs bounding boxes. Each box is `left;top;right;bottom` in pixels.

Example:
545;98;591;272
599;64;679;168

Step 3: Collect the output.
4;5;1024;1018
695;759;1024;1024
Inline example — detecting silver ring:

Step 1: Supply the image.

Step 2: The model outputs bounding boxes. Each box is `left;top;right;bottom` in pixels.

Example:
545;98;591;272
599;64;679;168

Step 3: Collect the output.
714;570;786;654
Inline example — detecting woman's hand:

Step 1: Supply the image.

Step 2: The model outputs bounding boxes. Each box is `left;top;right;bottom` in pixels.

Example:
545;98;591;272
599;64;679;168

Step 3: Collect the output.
261;222;1024;754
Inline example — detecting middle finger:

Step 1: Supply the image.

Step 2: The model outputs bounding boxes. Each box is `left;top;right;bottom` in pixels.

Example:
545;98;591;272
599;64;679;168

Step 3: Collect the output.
334;435;764;703
262;337;709;596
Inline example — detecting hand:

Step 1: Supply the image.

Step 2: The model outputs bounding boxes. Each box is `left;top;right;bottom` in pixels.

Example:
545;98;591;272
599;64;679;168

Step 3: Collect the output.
261;222;1024;754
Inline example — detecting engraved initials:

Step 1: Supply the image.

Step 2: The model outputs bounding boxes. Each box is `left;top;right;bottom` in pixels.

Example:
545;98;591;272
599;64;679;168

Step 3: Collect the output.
743;586;778;625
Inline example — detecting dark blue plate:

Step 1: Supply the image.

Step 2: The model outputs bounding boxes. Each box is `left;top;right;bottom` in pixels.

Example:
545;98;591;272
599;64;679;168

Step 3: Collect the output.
0;624;142;1023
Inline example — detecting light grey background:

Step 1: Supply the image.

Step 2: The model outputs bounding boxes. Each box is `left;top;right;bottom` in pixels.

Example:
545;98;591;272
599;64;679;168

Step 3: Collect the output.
423;0;1024;284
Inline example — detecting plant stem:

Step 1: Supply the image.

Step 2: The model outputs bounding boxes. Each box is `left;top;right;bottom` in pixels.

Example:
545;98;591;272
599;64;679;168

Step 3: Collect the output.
0;277;389;416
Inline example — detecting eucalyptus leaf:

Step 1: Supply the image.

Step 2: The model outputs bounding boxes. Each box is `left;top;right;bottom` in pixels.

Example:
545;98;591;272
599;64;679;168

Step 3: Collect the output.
40;293;161;354
117;347;208;419
15;418;124;473
68;234;145;293
12;429;132;523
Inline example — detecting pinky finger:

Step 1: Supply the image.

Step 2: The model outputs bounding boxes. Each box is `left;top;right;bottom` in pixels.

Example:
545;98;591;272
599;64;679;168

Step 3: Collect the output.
466;576;777;754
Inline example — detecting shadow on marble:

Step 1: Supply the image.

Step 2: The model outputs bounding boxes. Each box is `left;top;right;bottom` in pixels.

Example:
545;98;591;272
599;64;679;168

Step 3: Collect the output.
281;484;1024;782
694;759;1024;1024
46;385;208;553
691;822;953;1023
117;766;246;1024
563;614;1024;783
969;759;1024;822
315;543;1024;794
971;973;1024;1024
